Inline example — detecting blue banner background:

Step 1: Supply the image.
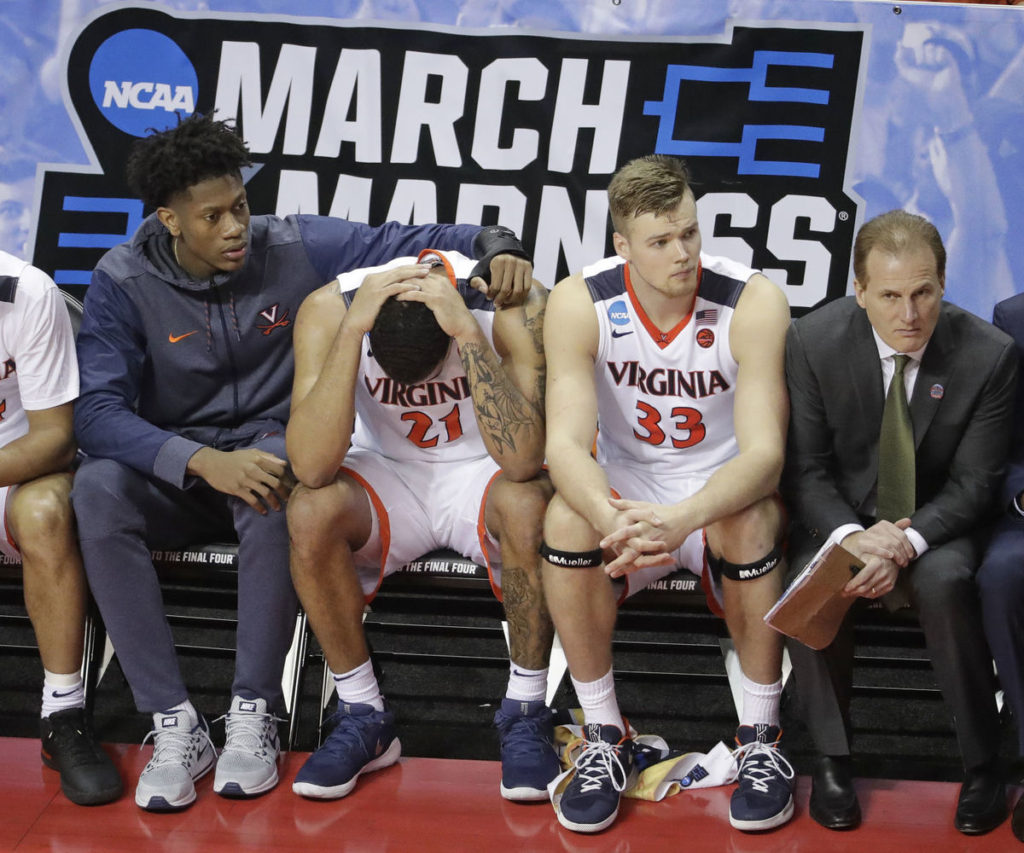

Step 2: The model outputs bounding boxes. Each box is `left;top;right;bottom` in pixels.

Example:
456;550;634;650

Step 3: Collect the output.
1;0;1021;319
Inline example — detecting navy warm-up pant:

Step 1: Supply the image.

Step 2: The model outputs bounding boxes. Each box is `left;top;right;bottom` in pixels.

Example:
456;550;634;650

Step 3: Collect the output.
71;430;297;714
977;515;1024;756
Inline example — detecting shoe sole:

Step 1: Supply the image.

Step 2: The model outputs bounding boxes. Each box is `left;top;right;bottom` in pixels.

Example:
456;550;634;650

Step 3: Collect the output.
292;737;401;800
59;779;124;806
500;783;550;802
729;796;795;831
214;768;280;799
556;805;619;834
135;748;216;811
213;752;281;798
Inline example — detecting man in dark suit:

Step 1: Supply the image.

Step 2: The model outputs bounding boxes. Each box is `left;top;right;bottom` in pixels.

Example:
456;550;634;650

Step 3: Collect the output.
783;209;1016;835
977;292;1024;843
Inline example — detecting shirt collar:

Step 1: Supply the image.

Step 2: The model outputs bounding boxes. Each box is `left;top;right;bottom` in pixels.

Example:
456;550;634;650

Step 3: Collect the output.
870;328;928;364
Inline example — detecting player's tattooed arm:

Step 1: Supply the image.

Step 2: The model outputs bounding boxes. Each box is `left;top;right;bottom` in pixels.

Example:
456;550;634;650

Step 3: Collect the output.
460;341;536;457
464;281;547;479
520;296;547;417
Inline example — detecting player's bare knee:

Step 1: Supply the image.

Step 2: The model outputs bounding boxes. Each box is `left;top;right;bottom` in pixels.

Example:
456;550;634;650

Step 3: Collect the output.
706;495;783;564
9;476;75;558
287;480;363;549
541;492;598;550
489;476;551;550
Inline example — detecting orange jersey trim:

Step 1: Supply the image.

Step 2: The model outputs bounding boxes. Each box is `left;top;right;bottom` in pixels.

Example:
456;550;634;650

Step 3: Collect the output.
476;467;505;602
3;505;18;555
417;248;459;288
340;466;391;604
623;261;703;350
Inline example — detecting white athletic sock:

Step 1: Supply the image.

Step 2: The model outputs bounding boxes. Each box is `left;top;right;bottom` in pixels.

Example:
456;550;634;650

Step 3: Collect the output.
332;659;384;711
156;698;199;729
739;671;783;728
41;670;84;718
571;668;623;732
505;661;548;703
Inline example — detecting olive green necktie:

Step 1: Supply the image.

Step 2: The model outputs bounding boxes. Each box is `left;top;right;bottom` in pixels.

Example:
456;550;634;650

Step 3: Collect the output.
876;354;915;522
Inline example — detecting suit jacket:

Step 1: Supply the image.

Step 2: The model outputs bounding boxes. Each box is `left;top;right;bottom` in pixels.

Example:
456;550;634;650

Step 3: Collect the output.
783;296;1017;549
993;293;1024;508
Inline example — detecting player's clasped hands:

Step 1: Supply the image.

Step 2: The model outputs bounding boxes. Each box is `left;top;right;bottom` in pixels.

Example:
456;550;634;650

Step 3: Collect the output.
599;497;682;577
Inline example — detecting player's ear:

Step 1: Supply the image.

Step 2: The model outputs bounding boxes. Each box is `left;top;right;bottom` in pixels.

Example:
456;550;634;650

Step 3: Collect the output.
612;230;630;261
157;206;179;237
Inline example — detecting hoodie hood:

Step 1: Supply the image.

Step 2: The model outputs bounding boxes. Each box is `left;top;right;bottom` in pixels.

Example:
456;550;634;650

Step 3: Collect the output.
131;212;250;294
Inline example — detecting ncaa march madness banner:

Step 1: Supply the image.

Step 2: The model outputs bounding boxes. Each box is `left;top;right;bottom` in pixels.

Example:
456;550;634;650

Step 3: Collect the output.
5;1;1023;319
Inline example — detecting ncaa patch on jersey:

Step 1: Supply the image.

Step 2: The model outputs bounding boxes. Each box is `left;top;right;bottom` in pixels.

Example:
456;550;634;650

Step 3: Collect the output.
607;300;630;326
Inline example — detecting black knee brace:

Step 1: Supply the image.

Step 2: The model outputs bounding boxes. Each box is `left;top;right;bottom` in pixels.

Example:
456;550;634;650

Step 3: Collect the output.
706;543;782;583
539;542;603;568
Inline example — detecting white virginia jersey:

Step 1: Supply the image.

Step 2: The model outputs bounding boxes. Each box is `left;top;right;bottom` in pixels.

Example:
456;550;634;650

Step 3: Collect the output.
0;251;78;449
340;252;496;464
585;252;753;479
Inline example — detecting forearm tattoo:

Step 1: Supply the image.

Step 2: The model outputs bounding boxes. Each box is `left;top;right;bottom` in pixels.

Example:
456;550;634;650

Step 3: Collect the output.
523;299;545;357
460;342;537;456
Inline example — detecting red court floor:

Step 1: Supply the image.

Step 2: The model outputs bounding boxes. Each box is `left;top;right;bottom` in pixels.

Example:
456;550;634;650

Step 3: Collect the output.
0;736;1019;852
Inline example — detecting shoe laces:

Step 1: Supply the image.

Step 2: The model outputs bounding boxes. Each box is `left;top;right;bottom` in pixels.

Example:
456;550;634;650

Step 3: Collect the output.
47;713;99;762
320;711;377;760
498;713;550;758
141;721;215;769
213;709;282;754
574;739;628;794
732;740;795;794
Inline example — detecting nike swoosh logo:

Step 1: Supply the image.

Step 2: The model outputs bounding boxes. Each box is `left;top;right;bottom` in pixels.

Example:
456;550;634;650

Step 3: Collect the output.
168;331;199;343
611;329;633;338
51;688;78;698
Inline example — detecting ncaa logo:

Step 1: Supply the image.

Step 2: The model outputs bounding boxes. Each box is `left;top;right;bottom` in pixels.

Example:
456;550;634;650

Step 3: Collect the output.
607;300;630;326
89;30;197;137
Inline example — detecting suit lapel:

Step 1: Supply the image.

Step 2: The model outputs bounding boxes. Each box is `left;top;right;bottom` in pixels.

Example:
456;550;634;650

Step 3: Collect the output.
910;308;952;447
849;309;885;424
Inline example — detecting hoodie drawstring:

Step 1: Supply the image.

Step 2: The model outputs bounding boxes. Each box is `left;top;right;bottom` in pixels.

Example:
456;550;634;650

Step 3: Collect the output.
204;299;213;353
228;292;242;342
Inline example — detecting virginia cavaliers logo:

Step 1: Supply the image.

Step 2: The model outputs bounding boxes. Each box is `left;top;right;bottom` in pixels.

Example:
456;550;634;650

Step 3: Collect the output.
256;303;291;336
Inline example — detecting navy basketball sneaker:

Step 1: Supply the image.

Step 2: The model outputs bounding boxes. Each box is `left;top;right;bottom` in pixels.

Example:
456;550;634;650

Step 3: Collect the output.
292;702;400;799
493;698;560;801
556;723;635;833
730;724;795;830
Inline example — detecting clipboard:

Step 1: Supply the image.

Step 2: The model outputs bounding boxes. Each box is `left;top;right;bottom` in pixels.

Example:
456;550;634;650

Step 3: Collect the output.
764;542;865;650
